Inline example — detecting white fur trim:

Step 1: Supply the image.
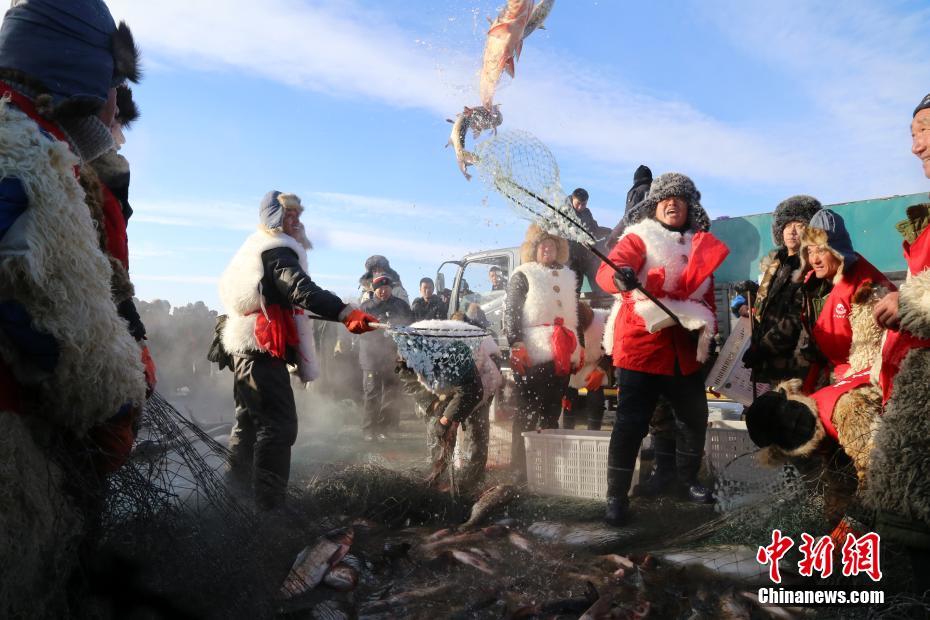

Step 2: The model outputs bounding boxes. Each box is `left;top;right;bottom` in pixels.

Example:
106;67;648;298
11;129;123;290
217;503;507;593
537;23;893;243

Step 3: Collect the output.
899;268;930;340
570;308;608;388
512;262;581;366
602;294;622;356
218;229;318;379
0;102;145;432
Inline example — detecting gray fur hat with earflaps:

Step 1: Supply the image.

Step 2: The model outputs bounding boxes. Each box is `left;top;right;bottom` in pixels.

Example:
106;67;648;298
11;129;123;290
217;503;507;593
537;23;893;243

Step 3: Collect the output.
771;195;822;247
622;172;711;233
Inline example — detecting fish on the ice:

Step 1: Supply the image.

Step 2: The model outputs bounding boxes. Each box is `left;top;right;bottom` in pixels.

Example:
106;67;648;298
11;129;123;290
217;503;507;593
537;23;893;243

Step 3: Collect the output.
279;527;354;599
460;483;517;529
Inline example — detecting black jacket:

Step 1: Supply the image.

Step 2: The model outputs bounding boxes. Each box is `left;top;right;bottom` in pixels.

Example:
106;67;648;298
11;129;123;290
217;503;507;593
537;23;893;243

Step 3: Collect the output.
411;296;447;321
358;296;412;370
260;247;347;319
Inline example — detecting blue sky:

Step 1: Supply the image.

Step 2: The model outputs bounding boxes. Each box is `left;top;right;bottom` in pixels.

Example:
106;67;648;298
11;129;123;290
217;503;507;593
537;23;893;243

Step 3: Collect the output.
83;0;930;310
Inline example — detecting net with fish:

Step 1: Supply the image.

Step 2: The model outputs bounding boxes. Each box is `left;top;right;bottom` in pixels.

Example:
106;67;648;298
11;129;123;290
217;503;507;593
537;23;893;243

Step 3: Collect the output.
474;129;593;244
385;321;488;393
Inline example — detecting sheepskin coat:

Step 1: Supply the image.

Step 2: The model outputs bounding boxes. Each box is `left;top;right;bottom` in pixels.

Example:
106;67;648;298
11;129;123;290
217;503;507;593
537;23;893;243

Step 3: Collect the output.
866;208;930;548
0;98;145;431
218;229;320;381
596;218;724;376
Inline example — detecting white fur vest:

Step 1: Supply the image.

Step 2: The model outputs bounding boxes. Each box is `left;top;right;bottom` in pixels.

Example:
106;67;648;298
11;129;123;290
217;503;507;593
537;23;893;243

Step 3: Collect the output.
218;229;319;382
603;218;716;362
512;262;581;366
570;308;608;389
0;101;146;431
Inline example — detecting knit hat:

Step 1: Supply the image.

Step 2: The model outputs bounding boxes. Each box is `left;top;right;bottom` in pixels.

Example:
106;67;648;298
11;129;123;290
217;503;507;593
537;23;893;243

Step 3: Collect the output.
624;164;652;214
0;0;141;110
745;391;818;451
801;208;857;271
624;172;710;232
914;93;930;118
372;274;393;288
771;195;822;247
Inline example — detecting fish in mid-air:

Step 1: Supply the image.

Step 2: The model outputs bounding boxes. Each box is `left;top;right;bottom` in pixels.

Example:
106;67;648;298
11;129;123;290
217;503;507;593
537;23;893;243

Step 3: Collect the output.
522;0;555;39
479;0;534;110
445;105;503;180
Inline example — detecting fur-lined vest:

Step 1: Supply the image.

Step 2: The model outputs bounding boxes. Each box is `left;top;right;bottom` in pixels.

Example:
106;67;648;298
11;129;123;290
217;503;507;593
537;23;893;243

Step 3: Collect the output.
0;95;146;431
596;219;727;376
571;308;608;389
509;262;581;368
218;230;318;381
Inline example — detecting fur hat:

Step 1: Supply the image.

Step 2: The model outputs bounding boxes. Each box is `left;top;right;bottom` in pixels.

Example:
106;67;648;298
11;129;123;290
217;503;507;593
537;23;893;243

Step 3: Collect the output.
259;191;302;230
519;223;570;265
744;382;823;458
771;195;822;247
115;84;140;128
0;0;141;112
801;209;857;274
623;172;710;232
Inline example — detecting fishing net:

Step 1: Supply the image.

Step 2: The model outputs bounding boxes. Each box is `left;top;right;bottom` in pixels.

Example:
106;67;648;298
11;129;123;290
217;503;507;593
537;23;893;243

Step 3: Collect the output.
474;129;594;244
102;391;247;532
385;321;488;393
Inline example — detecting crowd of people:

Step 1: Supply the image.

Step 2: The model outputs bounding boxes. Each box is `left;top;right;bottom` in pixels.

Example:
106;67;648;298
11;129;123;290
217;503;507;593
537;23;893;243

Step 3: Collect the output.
2;0;930;612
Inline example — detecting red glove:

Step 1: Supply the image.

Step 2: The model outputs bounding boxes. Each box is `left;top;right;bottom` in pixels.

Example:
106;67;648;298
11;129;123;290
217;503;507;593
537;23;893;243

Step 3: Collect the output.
141;345;157;398
584;368;605;392
343;309;378;334
510;344;529;376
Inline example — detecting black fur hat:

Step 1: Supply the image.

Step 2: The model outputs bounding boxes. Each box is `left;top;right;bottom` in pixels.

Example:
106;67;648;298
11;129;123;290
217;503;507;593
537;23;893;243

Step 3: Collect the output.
745;390;817;451
115;84;139;127
771;195;822;247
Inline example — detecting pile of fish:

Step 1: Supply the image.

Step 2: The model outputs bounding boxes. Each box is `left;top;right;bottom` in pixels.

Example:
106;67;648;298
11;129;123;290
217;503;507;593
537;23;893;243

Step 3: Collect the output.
447;0;555;179
274;483;806;618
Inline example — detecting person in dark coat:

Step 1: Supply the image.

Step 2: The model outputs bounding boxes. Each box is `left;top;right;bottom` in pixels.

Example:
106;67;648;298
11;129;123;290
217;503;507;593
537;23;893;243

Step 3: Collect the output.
359;255;409;303
219;191;377;509
606;165;653;249
359;274;413;440
411;277;447;320
736;195;823;384
565;188;607;295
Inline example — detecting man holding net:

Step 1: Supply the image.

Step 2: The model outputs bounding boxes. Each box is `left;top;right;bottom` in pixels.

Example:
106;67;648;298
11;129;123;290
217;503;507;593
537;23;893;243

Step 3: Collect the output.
596;173;729;525
218;191;377;510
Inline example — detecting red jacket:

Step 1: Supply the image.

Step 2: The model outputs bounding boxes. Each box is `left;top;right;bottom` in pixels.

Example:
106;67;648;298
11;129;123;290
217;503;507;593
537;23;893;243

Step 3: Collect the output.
596;221;727;376
879;225;930;402
805;254;893;380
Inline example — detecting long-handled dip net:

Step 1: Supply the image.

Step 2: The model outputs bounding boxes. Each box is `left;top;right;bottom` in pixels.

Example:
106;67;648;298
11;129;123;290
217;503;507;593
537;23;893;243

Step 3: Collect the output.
474;129;682;326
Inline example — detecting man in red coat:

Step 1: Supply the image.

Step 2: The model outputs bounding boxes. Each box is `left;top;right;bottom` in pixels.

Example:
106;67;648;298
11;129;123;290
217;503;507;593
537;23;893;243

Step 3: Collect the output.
596;173;729;525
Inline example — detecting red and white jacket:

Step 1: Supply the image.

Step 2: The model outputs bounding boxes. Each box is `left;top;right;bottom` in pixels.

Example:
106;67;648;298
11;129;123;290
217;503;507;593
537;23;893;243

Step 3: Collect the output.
596;219;729;376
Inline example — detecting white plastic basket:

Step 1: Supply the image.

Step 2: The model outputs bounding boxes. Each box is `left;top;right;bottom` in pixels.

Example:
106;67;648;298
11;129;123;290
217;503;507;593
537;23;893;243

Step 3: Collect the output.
705;420;800;511
523;429;637;500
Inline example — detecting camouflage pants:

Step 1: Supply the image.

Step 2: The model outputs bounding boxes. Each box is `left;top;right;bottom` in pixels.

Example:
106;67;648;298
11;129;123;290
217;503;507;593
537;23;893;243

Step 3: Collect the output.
427;399;491;491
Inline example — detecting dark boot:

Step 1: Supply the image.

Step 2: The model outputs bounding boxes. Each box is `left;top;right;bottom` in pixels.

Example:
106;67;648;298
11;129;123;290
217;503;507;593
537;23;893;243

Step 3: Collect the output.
605;468;635;526
633;436;676;497
676;451;713;504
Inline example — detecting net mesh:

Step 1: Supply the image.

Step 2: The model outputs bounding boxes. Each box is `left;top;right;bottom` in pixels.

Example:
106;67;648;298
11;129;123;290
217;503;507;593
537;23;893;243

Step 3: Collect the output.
474;129;593;244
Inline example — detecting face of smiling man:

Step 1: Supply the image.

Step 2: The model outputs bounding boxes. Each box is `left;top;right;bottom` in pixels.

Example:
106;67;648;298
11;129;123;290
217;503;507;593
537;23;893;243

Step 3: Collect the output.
913;108;930;179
